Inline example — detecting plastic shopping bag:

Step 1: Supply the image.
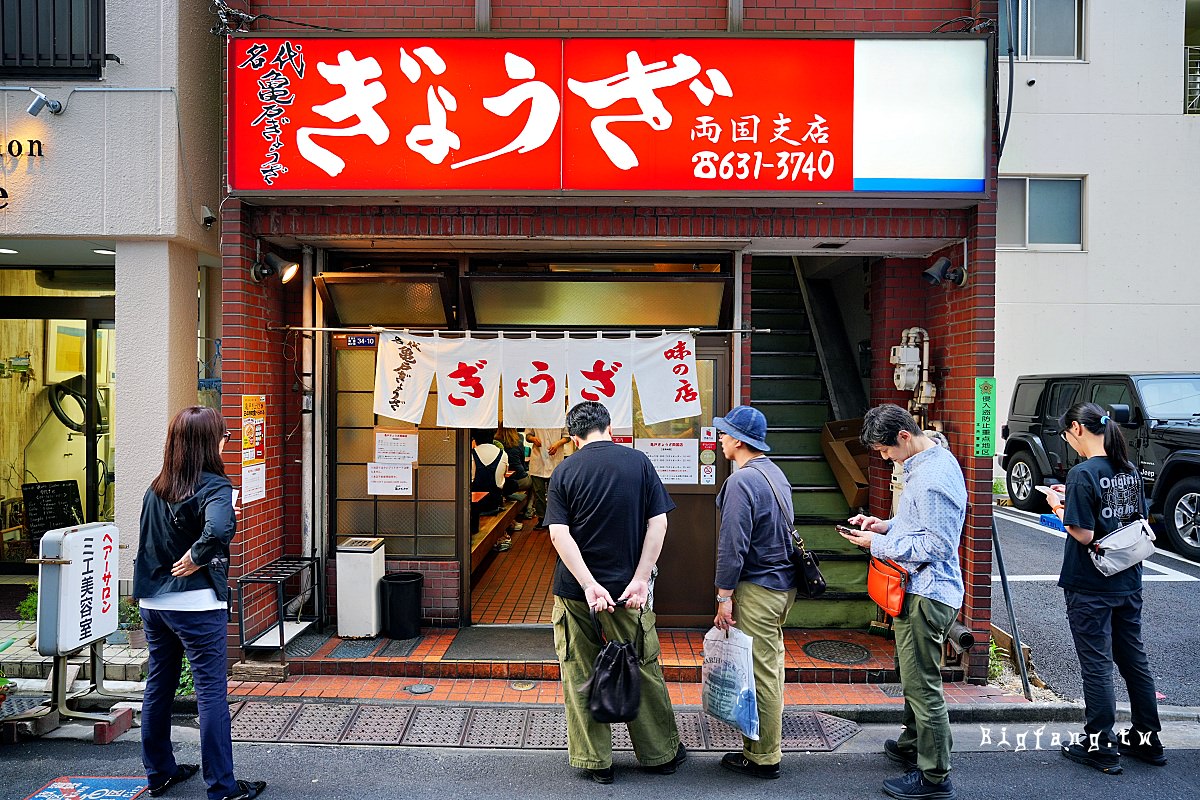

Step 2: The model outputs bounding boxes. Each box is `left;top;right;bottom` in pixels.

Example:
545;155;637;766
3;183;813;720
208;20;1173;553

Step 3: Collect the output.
701;626;759;741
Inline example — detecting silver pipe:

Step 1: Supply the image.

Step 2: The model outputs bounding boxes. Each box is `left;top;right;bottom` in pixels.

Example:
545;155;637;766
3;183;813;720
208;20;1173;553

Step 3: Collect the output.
268;325;768;336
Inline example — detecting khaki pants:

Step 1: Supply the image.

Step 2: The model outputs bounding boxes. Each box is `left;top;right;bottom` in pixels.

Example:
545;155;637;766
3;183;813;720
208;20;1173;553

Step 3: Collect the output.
552;596;680;769
531;475;550;519
733;580;796;765
893;594;957;784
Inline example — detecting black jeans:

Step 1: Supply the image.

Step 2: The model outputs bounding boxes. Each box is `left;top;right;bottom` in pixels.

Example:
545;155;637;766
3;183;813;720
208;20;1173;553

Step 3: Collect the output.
1063;589;1161;744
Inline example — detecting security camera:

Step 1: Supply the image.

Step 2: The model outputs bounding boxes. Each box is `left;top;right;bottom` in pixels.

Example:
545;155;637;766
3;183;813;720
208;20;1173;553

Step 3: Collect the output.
26;89;62;117
201;205;216;229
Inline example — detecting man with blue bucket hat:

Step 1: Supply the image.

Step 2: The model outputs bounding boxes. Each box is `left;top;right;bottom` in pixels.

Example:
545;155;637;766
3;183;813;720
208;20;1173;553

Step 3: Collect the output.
711;405;797;779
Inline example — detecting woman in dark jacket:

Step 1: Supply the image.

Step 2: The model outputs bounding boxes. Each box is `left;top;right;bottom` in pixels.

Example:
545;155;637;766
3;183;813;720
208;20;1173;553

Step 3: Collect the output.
133;406;266;800
1045;401;1164;774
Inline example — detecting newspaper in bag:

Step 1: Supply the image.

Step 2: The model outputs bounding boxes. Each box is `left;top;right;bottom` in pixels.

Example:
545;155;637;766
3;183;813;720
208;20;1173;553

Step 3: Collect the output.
701;626;760;740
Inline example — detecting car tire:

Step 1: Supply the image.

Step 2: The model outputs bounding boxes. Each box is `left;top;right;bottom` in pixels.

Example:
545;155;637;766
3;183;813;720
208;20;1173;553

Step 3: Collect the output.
1162;477;1200;562
1006;452;1047;512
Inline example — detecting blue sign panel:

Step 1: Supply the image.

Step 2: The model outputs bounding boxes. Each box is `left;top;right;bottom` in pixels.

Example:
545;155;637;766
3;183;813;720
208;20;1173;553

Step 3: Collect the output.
25;776;147;799
346;335;378;348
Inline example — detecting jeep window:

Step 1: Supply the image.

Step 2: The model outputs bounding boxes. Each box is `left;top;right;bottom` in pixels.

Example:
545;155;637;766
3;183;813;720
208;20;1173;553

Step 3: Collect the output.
1135;377;1200;420
1013;383;1043;416
1090;382;1132;412
1045;382;1080;421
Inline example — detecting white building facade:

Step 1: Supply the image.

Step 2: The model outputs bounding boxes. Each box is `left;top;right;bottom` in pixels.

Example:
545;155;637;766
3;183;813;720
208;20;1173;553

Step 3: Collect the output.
995;0;1200;418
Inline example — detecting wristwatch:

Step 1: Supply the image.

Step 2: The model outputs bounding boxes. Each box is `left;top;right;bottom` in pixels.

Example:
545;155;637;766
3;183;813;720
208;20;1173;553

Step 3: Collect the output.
716;596;731;604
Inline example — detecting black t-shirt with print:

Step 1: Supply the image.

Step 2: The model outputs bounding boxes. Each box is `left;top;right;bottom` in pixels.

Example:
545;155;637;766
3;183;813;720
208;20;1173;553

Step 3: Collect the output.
546;440;676;601
1059;456;1147;596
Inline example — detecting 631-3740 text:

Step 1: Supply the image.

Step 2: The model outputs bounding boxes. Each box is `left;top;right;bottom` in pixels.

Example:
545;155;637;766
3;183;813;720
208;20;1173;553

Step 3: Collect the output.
691;150;835;181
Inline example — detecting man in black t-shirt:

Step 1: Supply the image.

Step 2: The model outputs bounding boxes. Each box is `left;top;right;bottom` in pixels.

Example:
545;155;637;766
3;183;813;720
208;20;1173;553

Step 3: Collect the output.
546;401;683;785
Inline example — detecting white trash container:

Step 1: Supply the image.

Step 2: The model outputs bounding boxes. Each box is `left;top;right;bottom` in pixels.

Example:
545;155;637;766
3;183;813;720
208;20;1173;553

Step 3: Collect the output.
335;536;385;638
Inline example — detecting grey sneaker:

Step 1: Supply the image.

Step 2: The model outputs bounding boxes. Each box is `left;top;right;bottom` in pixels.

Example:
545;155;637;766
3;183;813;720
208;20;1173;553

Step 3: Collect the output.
885;739;918;771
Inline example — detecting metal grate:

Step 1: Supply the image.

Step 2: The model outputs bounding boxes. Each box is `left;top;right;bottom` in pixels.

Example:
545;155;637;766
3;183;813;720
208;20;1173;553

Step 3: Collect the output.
0;0;106;78
282;704;357;743
378;637;422;658
878;683;906;698
802;640;872;665
522;708;568;749
0;694;48;720
329;638;383;659
463;708;528;748
228;702;860;752
230;702;301;742
400;706;469;746
341;705;413;745
285;631;331;659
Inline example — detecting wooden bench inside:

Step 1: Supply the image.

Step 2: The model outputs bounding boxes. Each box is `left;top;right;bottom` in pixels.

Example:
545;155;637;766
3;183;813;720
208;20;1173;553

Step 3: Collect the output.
470;499;521;581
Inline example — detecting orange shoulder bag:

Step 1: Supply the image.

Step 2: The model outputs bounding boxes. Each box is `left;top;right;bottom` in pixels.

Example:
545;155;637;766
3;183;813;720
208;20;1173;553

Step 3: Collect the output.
867;557;911;618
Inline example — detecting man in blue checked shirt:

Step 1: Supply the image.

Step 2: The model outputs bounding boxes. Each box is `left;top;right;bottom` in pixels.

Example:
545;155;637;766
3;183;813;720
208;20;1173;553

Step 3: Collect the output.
840;404;967;800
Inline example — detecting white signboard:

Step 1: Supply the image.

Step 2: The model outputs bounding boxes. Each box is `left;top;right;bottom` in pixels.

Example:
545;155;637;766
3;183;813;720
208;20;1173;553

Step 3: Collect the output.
375;429;419;463
635;438;699;485
368;461;414;495
242;463;267;503
36;522;119;656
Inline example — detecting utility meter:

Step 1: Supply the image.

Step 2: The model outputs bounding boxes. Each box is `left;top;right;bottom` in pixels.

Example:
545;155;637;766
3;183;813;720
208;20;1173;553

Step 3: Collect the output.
890;345;921;391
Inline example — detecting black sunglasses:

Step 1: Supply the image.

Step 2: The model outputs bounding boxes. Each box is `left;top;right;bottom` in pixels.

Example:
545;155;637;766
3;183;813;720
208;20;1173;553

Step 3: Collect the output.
222;430;232;442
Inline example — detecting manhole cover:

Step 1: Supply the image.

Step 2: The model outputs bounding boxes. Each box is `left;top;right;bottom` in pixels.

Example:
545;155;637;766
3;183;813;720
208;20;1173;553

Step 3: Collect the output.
510;680;535;691
802;640;871;665
405;683;434;695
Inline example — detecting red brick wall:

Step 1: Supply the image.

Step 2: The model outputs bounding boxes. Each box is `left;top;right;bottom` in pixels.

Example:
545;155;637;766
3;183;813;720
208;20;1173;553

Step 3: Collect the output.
249;0;475;31
326;560;461;627
740;251;753;405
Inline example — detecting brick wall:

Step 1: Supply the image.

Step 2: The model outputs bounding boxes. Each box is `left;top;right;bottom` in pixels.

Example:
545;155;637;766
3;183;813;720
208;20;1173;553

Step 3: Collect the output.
326;560;461;627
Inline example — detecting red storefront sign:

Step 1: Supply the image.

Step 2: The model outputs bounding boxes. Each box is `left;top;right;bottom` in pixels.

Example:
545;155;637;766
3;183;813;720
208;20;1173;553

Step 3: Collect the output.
227;37;855;194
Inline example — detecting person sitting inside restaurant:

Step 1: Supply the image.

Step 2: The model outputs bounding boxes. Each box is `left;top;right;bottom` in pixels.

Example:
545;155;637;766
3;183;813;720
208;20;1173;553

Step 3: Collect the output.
470;428;509;542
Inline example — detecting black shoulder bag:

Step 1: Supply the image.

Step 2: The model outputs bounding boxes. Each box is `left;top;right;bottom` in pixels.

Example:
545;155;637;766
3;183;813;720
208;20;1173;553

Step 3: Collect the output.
582;607;642;723
745;462;827;599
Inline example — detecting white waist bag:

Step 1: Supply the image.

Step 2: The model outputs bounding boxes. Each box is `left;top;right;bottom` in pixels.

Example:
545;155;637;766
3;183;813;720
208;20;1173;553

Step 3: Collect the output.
1089;517;1156;577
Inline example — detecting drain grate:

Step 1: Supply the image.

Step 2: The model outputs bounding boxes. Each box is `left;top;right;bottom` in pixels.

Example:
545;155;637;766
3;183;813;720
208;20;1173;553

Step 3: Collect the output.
878;683;906;698
802;640;872;665
285;631;331;659
341;705;413;745
228;702;859;752
230;702;301;742
401;706;469;746
329;637;383;659
282;703;357;743
378;637;422;658
463;708;528;748
523;708;568;749
0;695;49;720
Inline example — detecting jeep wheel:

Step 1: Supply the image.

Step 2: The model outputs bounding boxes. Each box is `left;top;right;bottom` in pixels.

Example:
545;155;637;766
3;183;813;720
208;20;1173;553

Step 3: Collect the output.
1006;452;1047;512
1162;477;1200;562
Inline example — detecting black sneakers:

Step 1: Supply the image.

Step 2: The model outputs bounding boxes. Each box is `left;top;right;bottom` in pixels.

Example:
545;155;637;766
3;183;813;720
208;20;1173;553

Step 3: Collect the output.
1061;739;1122;775
882;769;957;800
148;764;199;797
885;739;918;771
586;766;615;785
719;752;781;779
220;780;267;800
647;744;688;774
1118;728;1167;766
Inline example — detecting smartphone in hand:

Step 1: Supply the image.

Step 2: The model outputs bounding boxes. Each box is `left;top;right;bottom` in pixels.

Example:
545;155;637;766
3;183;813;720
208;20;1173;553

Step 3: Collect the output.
835;524;859;536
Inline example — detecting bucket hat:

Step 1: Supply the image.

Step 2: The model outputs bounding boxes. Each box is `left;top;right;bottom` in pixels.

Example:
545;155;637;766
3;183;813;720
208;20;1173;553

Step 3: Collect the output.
712;405;770;452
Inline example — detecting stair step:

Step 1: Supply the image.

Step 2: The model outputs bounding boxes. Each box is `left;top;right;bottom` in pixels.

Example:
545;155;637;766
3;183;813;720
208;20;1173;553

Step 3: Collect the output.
750;272;799;291
793;488;852;518
750;292;804;310
777;459;837;484
752;377;826;401
765;429;822;450
784;598;878;629
750;332;812;349
751;353;819;374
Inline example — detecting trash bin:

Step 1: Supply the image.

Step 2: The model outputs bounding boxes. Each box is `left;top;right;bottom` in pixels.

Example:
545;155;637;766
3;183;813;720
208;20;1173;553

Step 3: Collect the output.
335;537;385;638
380;571;423;640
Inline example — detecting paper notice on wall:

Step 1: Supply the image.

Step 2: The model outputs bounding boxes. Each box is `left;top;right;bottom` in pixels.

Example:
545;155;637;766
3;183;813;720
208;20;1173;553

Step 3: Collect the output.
611;427;634;448
635;438;699;484
368;462;414;495
375;428;419;463
242;463;267;503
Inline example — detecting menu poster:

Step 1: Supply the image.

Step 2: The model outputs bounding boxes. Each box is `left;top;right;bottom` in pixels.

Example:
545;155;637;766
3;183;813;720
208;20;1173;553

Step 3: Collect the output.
241;395;267;503
375;428;419;463
368;462;414;495
635;438;699;484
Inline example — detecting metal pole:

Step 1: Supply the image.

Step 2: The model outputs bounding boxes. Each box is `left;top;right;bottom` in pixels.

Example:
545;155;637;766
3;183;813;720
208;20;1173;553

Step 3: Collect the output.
268;325;769;336
991;516;1033;701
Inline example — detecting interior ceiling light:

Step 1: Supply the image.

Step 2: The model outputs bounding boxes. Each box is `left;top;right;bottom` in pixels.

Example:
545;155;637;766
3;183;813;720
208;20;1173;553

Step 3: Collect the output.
0;248;18;254
92;248;117;256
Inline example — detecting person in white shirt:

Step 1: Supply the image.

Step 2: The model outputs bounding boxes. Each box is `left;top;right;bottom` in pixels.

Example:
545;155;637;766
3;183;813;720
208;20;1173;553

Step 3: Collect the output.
526;427;570;530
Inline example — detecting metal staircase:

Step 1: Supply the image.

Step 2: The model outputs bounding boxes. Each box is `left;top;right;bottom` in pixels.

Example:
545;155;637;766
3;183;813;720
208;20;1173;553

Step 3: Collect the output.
749;257;876;628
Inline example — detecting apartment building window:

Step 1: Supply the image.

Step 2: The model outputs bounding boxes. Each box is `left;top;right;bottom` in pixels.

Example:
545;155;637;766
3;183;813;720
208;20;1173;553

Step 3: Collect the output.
997;177;1083;249
0;0;106;79
998;0;1085;61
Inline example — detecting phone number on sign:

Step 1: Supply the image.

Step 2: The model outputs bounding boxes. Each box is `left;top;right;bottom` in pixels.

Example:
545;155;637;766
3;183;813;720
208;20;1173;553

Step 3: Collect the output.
691;150;836;181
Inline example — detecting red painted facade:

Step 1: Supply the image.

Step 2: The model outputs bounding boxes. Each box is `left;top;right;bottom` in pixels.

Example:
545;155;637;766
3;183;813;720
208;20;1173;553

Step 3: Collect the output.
221;0;998;681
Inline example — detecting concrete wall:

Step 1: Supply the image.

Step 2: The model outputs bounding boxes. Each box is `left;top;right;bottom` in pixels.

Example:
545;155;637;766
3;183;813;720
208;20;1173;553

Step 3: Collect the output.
994;2;1200;432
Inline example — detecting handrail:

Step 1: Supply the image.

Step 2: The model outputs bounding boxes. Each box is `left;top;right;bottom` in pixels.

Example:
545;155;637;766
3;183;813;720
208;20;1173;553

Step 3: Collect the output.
1186;46;1200;114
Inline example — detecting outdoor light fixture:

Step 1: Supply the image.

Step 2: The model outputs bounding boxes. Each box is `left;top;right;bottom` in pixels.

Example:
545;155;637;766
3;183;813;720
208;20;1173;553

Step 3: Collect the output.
922;256;968;288
251;252;300;284
26;89;63;116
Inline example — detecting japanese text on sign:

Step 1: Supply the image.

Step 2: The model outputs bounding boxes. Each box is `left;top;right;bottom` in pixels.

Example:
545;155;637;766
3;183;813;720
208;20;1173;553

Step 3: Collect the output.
975;378;996;458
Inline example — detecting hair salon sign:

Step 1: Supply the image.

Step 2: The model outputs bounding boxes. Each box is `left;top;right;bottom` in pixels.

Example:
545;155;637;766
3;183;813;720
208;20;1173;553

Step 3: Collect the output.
227;37;988;197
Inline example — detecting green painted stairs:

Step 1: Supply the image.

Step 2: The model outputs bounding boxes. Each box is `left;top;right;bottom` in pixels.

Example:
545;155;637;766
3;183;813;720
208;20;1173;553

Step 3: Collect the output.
750;258;875;629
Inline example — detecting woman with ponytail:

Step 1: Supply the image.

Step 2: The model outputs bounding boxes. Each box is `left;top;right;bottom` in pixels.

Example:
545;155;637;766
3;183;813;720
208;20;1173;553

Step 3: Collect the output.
1044;402;1164;774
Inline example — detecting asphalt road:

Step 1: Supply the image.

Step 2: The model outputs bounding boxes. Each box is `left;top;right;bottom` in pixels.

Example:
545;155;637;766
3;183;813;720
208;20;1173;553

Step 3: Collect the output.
5;725;1200;800
991;508;1200;708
